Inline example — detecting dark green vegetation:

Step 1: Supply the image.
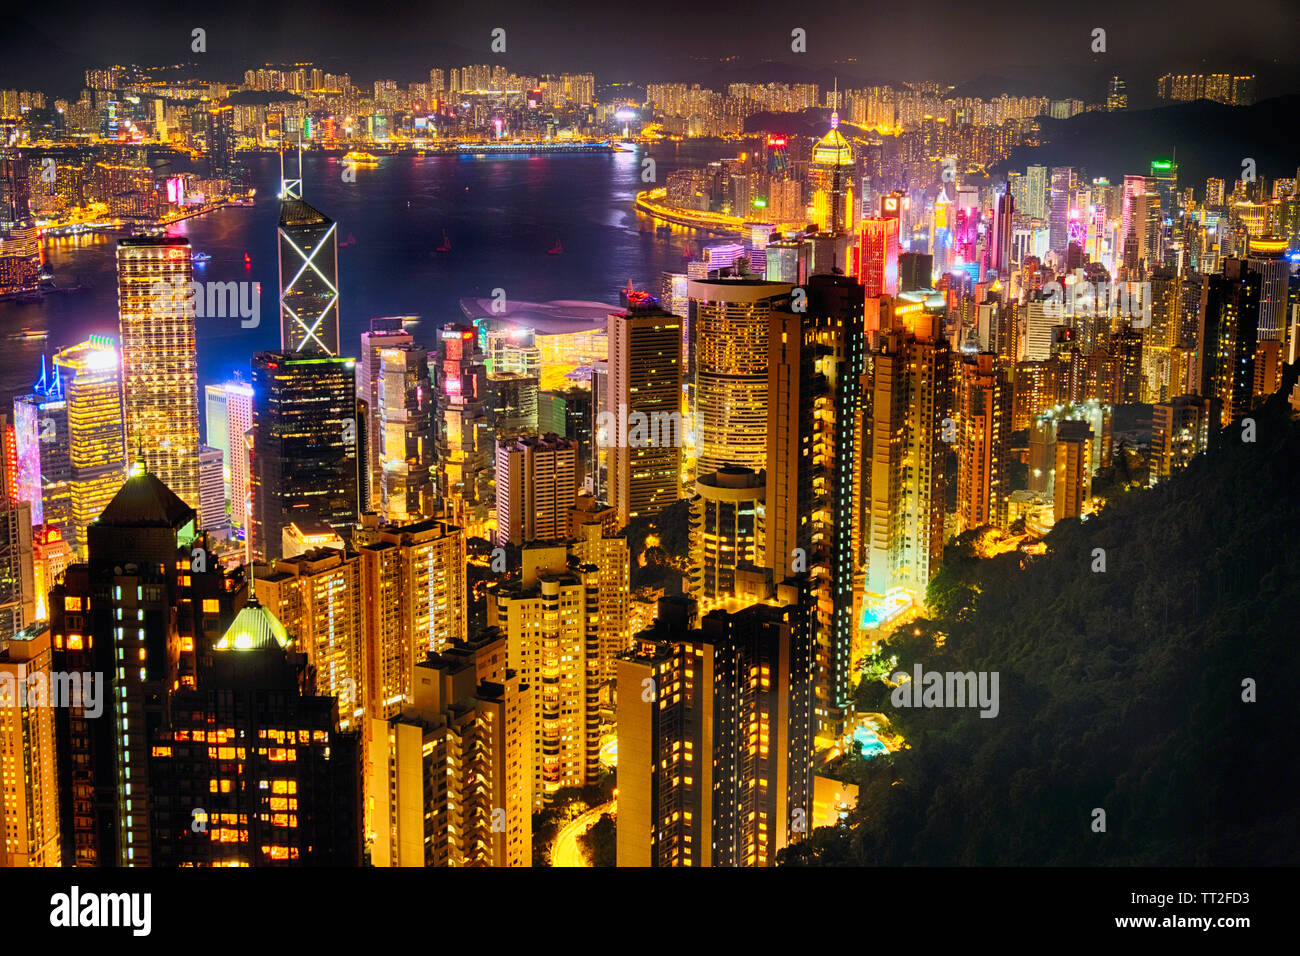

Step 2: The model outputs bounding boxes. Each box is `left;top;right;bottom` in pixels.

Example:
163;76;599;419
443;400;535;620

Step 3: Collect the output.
624;498;691;591
782;377;1300;865
578;813;617;867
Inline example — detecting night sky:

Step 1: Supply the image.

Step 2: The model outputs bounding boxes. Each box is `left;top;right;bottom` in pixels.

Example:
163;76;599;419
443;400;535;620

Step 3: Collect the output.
4;0;1300;100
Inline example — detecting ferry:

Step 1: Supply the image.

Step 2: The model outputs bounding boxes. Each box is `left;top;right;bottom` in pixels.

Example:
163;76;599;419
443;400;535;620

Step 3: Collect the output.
8;328;48;341
342;150;380;166
191;251;212;262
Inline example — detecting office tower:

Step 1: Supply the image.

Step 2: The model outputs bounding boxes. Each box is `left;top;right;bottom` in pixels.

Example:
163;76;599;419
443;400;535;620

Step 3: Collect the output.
990;188;1015;274
1150;394;1218;485
1197;259;1261;426
1053;420;1093;521
487;372;540;440
253;548;364;731
766;274;865;734
116;235;201;510
616;582;815;867
434;324;492;532
148;596;363;866
205;379;254;526
359;317;413;503
858;217;900;296
898;252;934;294
538;387;594;491
249;351;360;562
494;434;578;547
1023;292;1058;361
377;344;436;522
606;303;683;529
205;103;235;179
1246;237;1289;343
688;467;765;611
51;337;127;555
765;236;811;284
0;622;60;865
1049;167;1076;254
864;306;952;600
957;353;1011;533
13;360;70;537
487;545;616;804
279;194;340;356
370;631;532;867
48;471;200;866
197;444;227;530
808;109;855;233
0;499;34;640
1112;326;1144;404
357;515;467;725
690;279;793;476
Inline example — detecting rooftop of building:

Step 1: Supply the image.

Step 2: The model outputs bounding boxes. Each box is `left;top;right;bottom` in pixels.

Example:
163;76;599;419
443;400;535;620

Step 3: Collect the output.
96;471;195;529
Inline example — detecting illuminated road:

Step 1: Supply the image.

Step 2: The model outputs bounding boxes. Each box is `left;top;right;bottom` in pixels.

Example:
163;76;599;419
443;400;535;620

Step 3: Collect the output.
551;800;615;868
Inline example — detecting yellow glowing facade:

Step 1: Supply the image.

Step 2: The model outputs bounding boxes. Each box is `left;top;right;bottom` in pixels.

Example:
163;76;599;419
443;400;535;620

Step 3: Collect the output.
53;337;126;556
0;625;61;867
807;116;855;233
116;236;201;510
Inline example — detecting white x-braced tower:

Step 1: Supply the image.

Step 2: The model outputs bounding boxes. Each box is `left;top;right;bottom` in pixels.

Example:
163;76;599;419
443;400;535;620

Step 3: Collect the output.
277;141;340;355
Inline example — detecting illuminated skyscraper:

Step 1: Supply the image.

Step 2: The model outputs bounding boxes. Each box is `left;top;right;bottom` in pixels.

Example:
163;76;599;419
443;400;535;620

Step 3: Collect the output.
370;630;532;867
357;515;468;725
690;278;793;476
1150;394;1217;485
857;216;899;297
52;337;126;555
1053;420;1093;521
865;304;952;600
279;194;340;356
494;434;578;547
688;467;764;611
1196;259;1261;426
488;545;613;804
0;622;61;866
12;361;70;537
116;235;201;510
957;353;1011;533
359;318;413;503
434;324;492;532
378;344;436;522
0;498;34;640
253;548;365;732
616;582;815;867
807;106;855;234
197;444;227;531
605;302;683;529
249;352;360;562
148;596;363;866
205;379;254;528
766;274;866;734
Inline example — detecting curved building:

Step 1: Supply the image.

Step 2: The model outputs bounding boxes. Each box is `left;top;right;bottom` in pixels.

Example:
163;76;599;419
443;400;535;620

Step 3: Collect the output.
689;278;793;476
688;466;765;610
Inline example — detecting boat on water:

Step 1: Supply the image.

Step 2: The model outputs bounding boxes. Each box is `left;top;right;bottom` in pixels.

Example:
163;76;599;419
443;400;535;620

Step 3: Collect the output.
8;328;48;340
548;238;563;255
342;150;380;166
339;233;357;247
655;224;672;237
191;252;212;262
436;231;451;253
243;253;252;268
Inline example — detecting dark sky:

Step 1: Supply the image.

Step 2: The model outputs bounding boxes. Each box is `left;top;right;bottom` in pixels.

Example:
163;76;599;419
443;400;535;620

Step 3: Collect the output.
5;0;1299;99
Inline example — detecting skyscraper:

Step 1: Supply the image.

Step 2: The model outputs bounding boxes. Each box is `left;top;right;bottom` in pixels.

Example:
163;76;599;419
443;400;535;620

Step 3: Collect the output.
494;434;578;547
1197;259;1261;426
616;582;815;867
1053;420;1093;521
605;302;683;529
359;317;414;504
434;324;492;533
205;380;254;527
52;337;127;554
765;274;866;734
147;597;363;866
690;278;793;476
377;344;436;522
249;352;360;561
688;466;765;611
116;235;201;510
807;107;855;234
957;352;1011;533
279;195;340;356
369;630;532;867
0;498;34;640
0;622;61;866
